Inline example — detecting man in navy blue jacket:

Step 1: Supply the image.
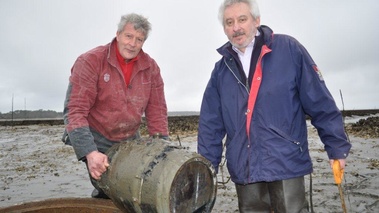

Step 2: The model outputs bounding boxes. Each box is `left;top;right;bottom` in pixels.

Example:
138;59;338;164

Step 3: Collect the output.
197;0;351;212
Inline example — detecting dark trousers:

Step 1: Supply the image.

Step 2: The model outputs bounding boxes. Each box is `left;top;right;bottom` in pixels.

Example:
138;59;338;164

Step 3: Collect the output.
235;176;309;213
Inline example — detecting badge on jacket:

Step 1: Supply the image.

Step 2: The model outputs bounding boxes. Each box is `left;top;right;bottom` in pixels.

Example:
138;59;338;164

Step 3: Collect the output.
312;65;324;81
104;73;110;82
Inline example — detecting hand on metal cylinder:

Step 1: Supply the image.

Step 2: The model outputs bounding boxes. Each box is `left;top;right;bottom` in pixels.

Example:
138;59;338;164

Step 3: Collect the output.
86;151;109;180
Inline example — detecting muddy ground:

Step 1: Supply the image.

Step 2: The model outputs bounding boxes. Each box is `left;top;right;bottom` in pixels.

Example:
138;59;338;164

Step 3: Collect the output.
0;114;378;212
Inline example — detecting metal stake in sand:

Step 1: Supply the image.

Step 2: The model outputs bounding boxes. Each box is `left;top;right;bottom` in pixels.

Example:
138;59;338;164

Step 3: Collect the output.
332;160;347;213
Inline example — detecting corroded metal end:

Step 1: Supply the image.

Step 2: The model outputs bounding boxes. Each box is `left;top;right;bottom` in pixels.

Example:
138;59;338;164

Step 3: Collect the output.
0;198;122;213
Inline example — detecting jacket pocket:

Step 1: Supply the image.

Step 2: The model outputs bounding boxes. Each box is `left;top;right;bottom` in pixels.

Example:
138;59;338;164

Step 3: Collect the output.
268;124;303;153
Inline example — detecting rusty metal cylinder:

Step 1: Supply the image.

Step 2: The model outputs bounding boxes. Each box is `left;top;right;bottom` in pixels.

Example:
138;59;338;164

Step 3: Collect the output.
96;138;217;213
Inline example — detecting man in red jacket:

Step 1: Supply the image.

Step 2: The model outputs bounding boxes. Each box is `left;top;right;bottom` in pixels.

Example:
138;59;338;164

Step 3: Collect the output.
62;13;169;198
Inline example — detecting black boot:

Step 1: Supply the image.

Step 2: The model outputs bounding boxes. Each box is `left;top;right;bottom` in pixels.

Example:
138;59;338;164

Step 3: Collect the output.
268;176;309;213
91;188;110;199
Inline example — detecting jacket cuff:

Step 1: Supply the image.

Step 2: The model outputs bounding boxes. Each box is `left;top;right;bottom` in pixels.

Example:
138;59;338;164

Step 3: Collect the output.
68;127;98;160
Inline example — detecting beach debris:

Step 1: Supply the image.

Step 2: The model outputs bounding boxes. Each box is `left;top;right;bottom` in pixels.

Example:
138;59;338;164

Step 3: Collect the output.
368;158;379;169
347;116;379;138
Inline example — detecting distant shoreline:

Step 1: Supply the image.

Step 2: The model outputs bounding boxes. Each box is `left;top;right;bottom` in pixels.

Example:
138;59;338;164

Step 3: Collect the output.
1;109;378;127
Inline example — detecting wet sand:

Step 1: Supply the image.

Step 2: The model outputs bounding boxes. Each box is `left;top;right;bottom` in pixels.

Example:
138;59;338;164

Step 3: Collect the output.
0;115;378;212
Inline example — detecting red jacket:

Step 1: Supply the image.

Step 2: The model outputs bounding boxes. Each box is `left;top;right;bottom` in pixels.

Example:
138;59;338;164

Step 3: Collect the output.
63;38;168;159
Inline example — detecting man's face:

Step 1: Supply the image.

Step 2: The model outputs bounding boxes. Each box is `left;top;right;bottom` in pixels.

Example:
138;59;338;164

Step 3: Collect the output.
116;23;146;61
223;2;260;52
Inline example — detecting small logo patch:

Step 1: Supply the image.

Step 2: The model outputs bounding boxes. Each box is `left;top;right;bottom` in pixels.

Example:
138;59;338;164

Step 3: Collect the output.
104;73;110;82
312;65;324;81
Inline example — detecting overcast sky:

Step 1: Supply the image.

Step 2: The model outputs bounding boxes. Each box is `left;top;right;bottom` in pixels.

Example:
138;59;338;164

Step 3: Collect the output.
1;0;378;113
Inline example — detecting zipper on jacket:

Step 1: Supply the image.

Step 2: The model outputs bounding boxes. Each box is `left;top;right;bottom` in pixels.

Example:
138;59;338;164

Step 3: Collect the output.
269;124;304;153
292;141;303;152
224;57;250;93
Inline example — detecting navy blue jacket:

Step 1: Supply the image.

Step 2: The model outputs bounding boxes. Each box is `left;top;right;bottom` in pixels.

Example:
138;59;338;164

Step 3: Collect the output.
197;25;351;184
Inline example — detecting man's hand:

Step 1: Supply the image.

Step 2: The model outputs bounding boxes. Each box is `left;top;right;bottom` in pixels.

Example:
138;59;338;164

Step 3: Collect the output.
86;151;109;180
329;159;346;169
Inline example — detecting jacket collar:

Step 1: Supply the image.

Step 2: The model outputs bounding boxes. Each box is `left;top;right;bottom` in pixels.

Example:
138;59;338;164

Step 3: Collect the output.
107;38;150;72
217;25;274;57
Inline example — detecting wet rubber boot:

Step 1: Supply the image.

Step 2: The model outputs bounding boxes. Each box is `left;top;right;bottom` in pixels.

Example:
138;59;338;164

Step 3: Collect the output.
268;176;309;213
91;188;110;199
235;176;309;213
235;182;272;213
